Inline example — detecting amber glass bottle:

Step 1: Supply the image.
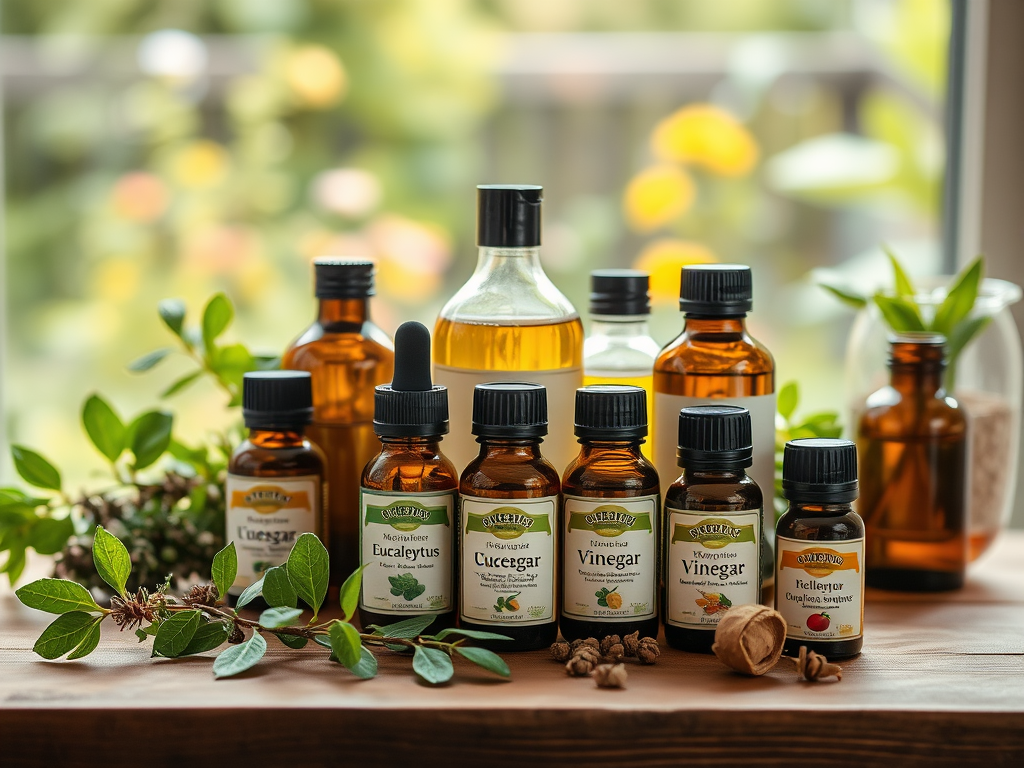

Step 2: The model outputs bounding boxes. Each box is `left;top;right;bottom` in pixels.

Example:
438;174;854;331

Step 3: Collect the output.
226;372;326;604
561;385;660;642
776;439;864;660
459;383;560;651
664;405;762;653
282;259;394;586
359;322;458;630
653;265;775;582
858;333;968;591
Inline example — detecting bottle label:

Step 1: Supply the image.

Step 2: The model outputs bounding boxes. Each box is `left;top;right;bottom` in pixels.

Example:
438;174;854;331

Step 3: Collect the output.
225;473;321;594
434;364;582;473
775;535;865;642
561;494;659;622
358;489;455;615
459;494;558;626
664;507;762;629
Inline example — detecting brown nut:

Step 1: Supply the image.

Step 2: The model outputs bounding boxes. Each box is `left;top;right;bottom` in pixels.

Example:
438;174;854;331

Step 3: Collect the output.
711;604;786;676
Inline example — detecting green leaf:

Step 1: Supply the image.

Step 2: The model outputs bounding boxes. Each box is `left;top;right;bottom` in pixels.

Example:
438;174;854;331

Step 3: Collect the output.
933;257;983;336
873;293;926;332
202;293;234;351
346;646;378;679
258;607;303;628
33;611;96;660
92;525;131;598
153;610;201;658
819;282;868;309
412;646;454;685
274;632;308;649
328;621;362;668
286;533;329;619
127;348;171;373
11;445;62;492
262;565;297;608
27;516;75;555
213;630;267;678
16;578;101;614
433;627;514;642
947;315;992;360
211;542;237;600
455;646;511;678
884;245;916;298
158;298;187;338
67;619;102;660
777;382;798;421
1;547;27;584
235;574;265;609
161;371;203;399
370;614;436;639
253;355;281;371
82;394;126;463
181;621;231;655
127;411;174;470
339;564;367;622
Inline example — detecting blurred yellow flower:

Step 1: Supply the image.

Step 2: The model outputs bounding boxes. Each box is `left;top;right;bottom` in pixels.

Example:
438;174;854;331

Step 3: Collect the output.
651;105;759;177
367;214;452;303
111;172;168;222
623;164;696;232
92;259;142;302
286;45;347;108
634;239;717;304
172;141;228;188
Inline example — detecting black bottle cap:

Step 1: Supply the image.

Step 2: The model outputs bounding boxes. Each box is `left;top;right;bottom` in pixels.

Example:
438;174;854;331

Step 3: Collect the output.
477;185;542;248
242;371;313;431
472;382;548;440
589;270;651;316
677;405;752;469
374;322;448;438
679;264;753;316
313;258;375;299
782;438;859;504
574;385;648;441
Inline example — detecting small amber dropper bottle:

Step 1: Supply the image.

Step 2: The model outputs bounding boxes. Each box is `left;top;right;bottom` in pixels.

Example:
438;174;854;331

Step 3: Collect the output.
359;321;458;630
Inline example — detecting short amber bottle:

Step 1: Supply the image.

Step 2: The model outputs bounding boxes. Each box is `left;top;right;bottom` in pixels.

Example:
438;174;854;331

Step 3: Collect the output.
282;259;394;586
226;372;326;606
459;383;560;651
858;333;968;591
663;405;762;653
359;322;458;630
561;385;660;642
776;439;864;660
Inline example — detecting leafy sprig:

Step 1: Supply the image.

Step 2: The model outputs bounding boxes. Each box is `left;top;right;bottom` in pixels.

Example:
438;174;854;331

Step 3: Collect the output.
16;529;513;685
774;381;843;518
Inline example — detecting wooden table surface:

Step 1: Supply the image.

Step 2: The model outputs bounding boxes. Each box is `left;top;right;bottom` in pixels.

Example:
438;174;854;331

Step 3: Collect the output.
2;534;1024;767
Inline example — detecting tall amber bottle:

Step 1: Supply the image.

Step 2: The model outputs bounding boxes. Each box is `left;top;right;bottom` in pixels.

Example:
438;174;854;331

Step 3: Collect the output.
858;333;968;591
561;385;660;642
434;185;584;473
282;259;394;585
653;265;775;581
459;382;560;651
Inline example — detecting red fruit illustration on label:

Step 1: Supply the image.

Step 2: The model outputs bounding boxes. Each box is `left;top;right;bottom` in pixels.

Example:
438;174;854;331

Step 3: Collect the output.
806;612;831;632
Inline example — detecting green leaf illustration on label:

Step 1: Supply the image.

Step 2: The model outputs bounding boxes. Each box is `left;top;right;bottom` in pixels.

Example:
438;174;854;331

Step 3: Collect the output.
567;505;652;537
388;573;427;601
464;508;551;539
672;517;756;549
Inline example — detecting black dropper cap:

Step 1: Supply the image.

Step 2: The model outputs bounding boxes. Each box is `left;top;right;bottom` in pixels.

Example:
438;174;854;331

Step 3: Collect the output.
242;371;313;431
782;438;859;504
374;322;448;438
574;385;648;441
477;185;542;248
472;382;547;440
589;270;651;316
679;264;753;316
677;405;752;469
314;258;375;299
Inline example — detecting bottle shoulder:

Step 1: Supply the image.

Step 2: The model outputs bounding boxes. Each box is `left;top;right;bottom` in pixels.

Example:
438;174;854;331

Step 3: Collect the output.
655;328;774;376
562;451;660;496
284;322;395;368
229;440;326;477
460;454;562;497
439;259;578;322
665;475;763;511
360;446;460;493
584;335;660;373
858;388;967;439
776;509;864;541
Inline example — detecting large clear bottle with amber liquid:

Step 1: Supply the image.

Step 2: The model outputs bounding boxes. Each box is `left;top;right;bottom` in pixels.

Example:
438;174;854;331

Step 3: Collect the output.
434;185;583;473
857;333;968;591
283;259;394;585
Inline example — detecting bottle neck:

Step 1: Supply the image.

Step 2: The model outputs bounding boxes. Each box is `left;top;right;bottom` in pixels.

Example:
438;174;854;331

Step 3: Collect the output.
589;315;652;339
682;315;748;334
317;297;370;326
889;364;945;397
577;441;645;461
787;501;855;517
379;436;443;452
683;467;748;483
477;437;545;461
248;428;307;449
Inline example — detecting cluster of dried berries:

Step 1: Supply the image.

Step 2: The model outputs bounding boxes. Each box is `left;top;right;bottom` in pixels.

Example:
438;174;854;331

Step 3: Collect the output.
552;631;661;682
791;645;843;682
109;587;159;631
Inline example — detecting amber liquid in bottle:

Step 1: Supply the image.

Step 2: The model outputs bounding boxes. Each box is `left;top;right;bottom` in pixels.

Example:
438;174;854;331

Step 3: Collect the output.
283;296;394;585
858;335;968;591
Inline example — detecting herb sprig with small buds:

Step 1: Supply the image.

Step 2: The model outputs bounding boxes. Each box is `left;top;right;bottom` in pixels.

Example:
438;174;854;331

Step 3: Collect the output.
16;527;513;685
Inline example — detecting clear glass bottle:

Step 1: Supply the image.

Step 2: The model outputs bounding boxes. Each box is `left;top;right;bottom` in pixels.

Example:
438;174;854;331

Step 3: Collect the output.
434;185;583;472
858;333;968;591
226;372;326;605
459;383;560;651
776;438;864;660
359;322;458;630
583;270;660;460
561;385;660;642
282;259;394;586
653;264;775;582
663;405;762;653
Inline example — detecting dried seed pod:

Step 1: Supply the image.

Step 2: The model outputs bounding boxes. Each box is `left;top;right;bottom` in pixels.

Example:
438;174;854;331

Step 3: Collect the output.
581;637;601;650
593;663;628;689
792;645;843;682
228;623;245;645
637;638;661;665
550;641;571;663
711;603;786;676
570;638;586;651
566;655;595;677
623;630;640;657
599;634;622;655
574;646;602;665
603;643;625;663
